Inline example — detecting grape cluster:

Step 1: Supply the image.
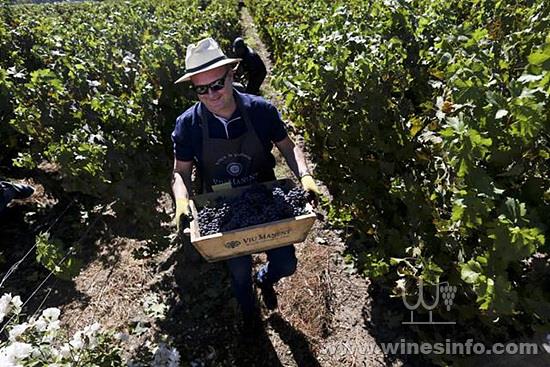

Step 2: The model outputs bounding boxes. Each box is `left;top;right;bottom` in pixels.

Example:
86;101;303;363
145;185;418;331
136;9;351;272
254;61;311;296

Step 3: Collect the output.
285;187;309;216
197;184;310;236
196;202;230;236
439;284;457;311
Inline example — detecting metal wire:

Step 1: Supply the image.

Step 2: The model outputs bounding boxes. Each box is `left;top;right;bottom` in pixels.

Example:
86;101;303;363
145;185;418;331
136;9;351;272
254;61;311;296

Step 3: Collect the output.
0;246;75;335
0;199;75;291
0;200;116;334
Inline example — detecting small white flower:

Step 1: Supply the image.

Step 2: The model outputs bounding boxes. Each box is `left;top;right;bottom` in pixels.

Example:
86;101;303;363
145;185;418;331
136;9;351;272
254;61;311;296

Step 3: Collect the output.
84;322;101;335
88;335;99;349
1;342;33;361
30;347;42;359
40;319;60;344
0;294;13;319
42;308;61;321
81;322;101;348
59;344;71;358
34;318;48;332
70;332;84;350
0;355;17;367
48;320;61;333
35;308;62;334
8;323;29;342
41;333;55;344
11;296;22;315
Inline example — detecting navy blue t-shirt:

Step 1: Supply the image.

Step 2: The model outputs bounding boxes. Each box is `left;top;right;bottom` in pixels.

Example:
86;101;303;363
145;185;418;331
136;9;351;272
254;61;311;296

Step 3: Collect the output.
171;91;288;169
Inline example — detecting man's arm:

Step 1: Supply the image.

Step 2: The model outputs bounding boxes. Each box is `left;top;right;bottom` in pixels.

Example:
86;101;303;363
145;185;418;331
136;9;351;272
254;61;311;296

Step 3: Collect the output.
275;136;310;179
275;136;321;197
172;159;194;230
172;159;193;199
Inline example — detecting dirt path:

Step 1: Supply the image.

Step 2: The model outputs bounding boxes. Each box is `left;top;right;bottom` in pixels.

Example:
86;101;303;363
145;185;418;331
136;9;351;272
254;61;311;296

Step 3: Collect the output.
236;7;398;367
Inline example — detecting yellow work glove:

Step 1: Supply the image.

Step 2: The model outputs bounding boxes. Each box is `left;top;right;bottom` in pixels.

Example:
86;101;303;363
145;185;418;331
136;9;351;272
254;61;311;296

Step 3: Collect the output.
300;174;321;195
173;198;190;231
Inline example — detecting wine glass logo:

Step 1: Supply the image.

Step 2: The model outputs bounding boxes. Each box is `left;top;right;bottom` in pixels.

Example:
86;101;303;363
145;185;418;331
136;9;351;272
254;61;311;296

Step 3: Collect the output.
402;279;457;325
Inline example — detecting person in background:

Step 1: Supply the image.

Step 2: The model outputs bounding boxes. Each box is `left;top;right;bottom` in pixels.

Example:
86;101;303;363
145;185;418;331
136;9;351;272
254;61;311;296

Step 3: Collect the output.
0;180;34;214
171;37;321;334
232;37;267;96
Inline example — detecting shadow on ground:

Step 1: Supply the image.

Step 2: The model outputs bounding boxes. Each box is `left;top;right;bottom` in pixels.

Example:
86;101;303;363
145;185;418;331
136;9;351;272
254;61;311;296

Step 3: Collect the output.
0;167;173;320
0;189;89;315
363;281;419;367
268;313;321;367
155;236;321;366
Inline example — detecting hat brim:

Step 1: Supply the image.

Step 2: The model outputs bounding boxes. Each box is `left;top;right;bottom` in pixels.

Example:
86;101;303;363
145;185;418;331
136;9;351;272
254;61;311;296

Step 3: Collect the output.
174;58;241;84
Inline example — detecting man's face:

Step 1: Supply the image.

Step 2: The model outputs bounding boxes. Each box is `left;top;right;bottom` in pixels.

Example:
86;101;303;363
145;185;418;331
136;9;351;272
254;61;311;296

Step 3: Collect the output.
191;65;234;116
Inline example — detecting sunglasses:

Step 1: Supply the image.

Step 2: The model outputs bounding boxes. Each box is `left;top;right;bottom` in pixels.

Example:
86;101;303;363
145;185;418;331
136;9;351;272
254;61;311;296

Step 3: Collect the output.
192;70;229;95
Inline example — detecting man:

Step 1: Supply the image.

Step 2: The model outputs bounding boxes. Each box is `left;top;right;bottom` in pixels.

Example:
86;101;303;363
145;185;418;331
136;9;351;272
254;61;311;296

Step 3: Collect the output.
171;38;321;332
0;180;34;214
232;37;267;95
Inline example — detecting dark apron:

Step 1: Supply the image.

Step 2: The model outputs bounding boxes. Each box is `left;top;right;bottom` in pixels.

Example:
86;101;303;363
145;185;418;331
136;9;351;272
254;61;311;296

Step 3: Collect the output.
199;96;274;192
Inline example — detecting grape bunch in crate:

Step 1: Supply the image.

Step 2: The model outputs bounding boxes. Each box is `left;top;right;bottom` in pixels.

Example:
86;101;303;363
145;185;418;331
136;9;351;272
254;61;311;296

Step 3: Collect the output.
197;184;309;236
187;179;317;263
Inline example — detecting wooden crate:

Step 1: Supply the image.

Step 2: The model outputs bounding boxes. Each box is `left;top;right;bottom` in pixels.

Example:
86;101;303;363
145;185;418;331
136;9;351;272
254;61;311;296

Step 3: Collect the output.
189;179;316;262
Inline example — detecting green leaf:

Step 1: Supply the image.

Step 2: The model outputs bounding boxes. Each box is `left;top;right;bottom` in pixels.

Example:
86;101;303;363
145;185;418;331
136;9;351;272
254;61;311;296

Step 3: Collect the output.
458;158;469;177
528;51;550;65
35;232;81;280
477;277;494;311
461;260;483;284
390;257;402;266
504;197;526;223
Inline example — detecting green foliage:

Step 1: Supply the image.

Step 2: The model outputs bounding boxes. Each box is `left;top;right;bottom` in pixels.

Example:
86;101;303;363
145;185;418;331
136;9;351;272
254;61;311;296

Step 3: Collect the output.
1;0;241;220
35;232;81;280
248;0;550;338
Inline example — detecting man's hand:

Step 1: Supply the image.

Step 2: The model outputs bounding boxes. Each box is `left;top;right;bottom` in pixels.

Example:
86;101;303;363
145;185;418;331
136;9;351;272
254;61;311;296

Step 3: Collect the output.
173;197;191;232
301;174;321;205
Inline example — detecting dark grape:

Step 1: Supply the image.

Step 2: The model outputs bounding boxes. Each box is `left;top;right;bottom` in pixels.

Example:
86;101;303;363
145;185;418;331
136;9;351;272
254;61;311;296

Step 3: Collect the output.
196;183;310;236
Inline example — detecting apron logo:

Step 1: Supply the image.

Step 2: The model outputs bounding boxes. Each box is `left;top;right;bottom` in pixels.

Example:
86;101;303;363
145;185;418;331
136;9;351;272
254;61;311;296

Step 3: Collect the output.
226;162;243;177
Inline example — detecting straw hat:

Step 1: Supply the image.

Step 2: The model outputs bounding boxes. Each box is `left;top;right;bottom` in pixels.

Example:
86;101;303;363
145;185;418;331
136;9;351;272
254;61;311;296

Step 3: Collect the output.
175;37;241;84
